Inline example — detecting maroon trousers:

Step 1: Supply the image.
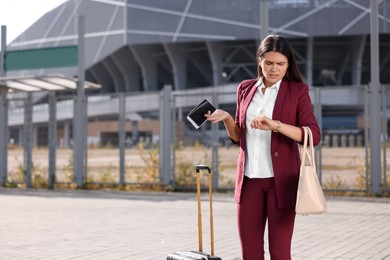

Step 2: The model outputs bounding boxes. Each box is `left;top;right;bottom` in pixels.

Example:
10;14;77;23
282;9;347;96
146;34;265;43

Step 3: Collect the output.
237;177;296;260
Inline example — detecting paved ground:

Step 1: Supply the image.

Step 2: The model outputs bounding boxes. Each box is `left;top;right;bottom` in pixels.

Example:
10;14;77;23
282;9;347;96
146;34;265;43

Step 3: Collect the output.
0;188;389;260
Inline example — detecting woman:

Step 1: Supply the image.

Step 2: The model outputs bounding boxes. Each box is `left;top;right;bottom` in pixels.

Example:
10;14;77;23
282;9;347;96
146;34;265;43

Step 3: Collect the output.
205;35;321;259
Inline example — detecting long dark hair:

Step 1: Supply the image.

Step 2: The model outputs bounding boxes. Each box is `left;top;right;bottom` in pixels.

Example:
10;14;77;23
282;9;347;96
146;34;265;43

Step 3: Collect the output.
256;35;304;83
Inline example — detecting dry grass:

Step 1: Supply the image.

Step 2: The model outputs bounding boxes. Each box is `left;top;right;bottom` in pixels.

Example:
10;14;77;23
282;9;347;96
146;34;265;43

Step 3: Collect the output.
6;146;390;192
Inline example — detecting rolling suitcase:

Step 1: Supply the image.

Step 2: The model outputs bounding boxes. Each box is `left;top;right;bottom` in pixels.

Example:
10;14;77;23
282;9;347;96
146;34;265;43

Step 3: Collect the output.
166;165;222;260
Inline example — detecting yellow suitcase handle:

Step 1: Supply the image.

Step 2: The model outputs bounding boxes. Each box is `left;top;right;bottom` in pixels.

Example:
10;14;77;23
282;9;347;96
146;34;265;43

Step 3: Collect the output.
195;164;215;256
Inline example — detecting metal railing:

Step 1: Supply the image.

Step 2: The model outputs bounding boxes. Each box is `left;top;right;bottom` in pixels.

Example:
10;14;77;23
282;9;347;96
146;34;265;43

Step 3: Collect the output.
2;84;390;195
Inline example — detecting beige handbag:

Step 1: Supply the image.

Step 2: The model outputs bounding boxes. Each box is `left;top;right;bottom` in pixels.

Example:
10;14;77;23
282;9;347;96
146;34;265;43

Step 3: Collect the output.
295;126;327;215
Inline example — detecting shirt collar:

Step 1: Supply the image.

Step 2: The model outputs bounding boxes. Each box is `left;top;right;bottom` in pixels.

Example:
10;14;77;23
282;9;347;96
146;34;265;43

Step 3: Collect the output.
256;77;282;91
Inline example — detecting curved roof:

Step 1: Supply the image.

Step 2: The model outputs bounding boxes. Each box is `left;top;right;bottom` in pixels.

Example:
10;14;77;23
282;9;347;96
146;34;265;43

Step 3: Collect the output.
5;0;390;91
9;0;390;48
0;74;100;92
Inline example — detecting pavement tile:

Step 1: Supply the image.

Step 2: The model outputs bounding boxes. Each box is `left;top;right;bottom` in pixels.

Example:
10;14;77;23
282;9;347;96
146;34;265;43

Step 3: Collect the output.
0;188;389;259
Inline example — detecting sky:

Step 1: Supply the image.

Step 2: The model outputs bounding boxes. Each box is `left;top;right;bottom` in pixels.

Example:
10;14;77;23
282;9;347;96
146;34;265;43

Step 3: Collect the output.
0;0;68;46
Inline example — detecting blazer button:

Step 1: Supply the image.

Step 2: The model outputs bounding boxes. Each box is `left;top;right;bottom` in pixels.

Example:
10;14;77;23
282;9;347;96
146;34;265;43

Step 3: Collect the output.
274;152;279;157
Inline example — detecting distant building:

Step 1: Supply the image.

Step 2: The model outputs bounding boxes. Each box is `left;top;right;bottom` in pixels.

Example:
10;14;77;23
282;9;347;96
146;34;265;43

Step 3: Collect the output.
3;0;390;147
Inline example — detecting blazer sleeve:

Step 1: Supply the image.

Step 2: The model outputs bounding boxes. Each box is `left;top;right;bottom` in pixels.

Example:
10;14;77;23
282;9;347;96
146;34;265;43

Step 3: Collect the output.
229;81;244;145
227;79;256;145
296;84;321;146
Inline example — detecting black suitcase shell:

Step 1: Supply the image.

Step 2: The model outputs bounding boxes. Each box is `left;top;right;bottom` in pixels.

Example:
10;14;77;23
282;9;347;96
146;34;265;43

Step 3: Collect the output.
167;250;222;260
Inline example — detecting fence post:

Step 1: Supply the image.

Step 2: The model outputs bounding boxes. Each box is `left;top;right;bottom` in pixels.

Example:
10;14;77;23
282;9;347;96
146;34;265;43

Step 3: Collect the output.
381;85;387;192
0;89;7;186
119;93;126;185
369;1;382;195
314;87;323;184
48;92;57;188
211;92;219;190
24;93;33;188
0;26;8;186
364;86;370;192
73;15;87;188
159;85;172;185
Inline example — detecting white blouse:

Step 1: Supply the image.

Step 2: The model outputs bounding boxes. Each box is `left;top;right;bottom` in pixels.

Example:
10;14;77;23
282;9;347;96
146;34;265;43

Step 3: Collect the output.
244;78;281;178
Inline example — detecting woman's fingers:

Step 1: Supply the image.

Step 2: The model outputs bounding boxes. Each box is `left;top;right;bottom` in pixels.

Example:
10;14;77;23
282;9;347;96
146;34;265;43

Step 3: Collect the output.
251;115;270;129
205;109;225;123
251;116;261;128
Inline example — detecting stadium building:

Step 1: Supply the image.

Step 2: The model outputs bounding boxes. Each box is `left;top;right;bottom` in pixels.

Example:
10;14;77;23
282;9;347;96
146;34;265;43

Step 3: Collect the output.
1;0;390;147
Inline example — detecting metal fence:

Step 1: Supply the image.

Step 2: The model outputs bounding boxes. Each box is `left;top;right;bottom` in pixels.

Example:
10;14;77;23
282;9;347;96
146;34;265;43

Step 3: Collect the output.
3;84;390;195
169;84;390;194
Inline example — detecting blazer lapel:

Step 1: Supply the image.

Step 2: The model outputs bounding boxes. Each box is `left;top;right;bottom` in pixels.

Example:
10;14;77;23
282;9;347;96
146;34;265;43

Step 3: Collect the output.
240;83;258;128
272;80;287;121
271;80;287;151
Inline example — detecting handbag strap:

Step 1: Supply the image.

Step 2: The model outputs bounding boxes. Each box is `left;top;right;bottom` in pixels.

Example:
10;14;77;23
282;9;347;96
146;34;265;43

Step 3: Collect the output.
306;126;316;169
300;127;308;166
300;126;316;169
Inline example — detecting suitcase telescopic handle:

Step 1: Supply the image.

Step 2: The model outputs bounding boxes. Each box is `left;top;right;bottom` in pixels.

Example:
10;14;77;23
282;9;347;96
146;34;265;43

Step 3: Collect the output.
195;164;215;256
196;164;211;173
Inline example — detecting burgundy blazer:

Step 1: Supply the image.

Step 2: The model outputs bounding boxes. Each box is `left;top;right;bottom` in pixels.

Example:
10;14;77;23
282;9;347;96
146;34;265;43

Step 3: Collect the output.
233;79;321;208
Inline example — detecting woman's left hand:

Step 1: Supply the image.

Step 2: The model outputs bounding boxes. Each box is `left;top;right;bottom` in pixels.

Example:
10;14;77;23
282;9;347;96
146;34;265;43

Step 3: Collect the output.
250;115;275;131
205;109;230;123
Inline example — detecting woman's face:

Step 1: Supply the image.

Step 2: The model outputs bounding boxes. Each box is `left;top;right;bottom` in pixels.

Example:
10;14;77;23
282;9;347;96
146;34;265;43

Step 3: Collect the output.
259;51;288;87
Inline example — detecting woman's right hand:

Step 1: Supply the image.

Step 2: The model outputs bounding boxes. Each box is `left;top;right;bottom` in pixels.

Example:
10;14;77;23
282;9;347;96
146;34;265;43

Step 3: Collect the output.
204;109;230;123
206;109;240;142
